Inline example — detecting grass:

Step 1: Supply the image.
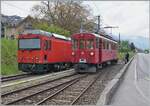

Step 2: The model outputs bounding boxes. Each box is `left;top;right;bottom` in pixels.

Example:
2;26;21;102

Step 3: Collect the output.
1;38;23;75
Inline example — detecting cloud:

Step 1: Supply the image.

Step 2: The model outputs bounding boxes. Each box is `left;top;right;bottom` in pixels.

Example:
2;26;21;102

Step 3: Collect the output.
84;1;149;38
1;1;41;17
1;1;149;38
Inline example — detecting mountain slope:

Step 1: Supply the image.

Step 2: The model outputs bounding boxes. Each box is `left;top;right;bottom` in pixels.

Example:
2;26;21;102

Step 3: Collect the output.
112;35;149;50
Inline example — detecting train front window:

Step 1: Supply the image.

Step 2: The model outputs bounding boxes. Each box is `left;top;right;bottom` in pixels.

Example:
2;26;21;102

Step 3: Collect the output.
72;39;78;50
86;39;94;49
19;39;40;49
79;39;85;49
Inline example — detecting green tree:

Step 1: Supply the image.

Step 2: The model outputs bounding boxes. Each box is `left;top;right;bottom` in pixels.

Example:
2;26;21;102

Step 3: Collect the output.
119;40;131;53
32;22;71;37
31;0;95;34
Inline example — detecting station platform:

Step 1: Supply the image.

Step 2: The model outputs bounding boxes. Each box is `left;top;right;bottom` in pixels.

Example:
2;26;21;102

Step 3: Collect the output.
110;54;150;106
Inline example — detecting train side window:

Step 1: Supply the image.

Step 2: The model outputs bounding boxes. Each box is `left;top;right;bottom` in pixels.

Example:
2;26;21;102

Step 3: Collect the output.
114;43;116;50
111;43;113;50
103;40;105;49
49;40;51;50
113;43;115;50
115;43;117;50
109;42;111;50
105;40;107;50
107;41;109;50
96;38;99;48
115;44;118;50
99;39;102;49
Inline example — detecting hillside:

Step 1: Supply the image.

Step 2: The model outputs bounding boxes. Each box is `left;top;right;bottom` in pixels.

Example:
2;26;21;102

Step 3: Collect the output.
112;35;149;50
1;39;22;75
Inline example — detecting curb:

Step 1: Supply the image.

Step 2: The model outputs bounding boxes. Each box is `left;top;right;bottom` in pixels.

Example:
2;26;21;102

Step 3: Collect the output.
1;69;75;95
96;56;134;106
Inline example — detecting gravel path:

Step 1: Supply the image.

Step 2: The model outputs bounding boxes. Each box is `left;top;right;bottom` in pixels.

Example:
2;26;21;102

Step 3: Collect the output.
74;64;124;105
39;74;98;105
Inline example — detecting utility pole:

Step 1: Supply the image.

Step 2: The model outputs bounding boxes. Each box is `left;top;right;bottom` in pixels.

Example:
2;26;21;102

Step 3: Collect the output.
97;15;100;33
80;17;83;33
118;32;121;51
119;32;121;45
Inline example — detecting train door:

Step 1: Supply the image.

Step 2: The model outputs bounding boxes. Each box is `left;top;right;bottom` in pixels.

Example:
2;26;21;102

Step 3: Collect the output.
99;38;103;63
72;39;78;63
95;38;99;63
43;39;50;63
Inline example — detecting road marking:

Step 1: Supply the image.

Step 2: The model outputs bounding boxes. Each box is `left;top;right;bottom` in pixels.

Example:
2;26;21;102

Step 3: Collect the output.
134;56;150;104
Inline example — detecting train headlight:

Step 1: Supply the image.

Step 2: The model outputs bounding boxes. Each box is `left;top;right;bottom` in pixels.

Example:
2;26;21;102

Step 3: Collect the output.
81;51;84;55
72;52;75;56
90;52;94;56
35;57;39;62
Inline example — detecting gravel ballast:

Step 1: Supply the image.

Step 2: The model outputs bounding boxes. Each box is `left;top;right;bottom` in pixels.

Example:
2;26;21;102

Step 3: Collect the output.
2;64;124;105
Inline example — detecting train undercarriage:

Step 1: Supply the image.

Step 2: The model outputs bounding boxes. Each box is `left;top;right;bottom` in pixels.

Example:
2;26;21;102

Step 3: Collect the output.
74;59;118;73
18;63;72;74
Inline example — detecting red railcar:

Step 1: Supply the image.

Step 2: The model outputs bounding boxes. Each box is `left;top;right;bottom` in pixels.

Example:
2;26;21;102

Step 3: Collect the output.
18;30;72;73
71;33;118;72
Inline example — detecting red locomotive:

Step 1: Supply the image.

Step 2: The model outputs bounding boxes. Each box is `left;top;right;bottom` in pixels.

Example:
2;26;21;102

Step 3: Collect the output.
71;32;118;72
18;30;72;73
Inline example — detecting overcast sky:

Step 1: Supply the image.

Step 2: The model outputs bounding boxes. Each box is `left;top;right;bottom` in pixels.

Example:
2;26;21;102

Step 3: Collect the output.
1;1;149;38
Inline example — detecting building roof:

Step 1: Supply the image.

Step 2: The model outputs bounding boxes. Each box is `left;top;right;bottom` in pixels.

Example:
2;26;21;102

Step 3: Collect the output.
1;14;23;27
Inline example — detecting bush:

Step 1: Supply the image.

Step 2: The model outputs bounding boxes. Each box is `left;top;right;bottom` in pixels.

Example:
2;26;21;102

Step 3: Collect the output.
1;39;22;75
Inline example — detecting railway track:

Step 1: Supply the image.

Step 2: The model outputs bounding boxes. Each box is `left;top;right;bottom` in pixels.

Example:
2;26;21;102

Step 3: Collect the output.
1;73;85;105
36;70;105;105
1;73;31;82
37;72;101;105
2;72;101;105
2;64;123;105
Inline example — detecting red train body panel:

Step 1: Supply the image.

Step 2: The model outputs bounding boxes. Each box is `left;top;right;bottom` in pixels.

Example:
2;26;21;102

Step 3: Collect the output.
71;33;118;72
18;30;72;73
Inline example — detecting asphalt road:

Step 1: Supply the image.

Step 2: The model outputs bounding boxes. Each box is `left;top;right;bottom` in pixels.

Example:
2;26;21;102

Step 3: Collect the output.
111;53;150;106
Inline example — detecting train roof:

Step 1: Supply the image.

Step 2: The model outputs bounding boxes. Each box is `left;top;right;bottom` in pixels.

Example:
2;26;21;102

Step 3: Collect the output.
22;29;52;36
72;32;117;43
91;33;118;43
52;33;71;41
21;29;71;41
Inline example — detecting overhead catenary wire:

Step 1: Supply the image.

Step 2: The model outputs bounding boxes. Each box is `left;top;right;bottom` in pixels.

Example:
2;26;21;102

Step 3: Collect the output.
92;1;110;33
92;1;120;35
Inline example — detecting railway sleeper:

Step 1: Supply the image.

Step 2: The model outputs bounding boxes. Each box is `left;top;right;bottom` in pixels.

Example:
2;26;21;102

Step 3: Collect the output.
51;99;71;104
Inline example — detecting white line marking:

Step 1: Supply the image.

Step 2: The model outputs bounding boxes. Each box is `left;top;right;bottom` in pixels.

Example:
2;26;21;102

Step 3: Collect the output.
134;55;150;104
